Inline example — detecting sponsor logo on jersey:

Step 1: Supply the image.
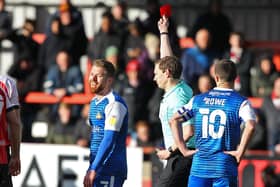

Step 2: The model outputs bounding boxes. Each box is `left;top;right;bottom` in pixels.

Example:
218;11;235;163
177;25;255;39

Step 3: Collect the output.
92;125;101;132
109;116;117;126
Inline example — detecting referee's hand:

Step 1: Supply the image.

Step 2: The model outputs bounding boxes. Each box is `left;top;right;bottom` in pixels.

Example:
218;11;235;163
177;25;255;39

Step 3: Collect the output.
156;149;171;160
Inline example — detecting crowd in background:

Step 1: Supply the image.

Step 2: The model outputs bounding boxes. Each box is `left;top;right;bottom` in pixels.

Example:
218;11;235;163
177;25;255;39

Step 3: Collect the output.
0;0;280;155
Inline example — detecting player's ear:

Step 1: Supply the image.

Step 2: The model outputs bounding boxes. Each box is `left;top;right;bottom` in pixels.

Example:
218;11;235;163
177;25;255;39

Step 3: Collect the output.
214;74;219;83
108;76;114;85
165;68;171;78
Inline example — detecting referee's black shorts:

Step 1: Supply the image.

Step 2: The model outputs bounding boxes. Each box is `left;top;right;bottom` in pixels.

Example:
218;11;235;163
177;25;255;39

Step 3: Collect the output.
157;150;193;187
0;146;12;187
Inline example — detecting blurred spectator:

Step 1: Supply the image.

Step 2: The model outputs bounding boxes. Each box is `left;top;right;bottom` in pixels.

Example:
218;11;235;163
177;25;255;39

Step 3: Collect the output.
181;28;217;88
136;0;181;57
58;2;87;66
45;0;83;36
147;87;164;141
208;58;219;79
46;103;77;144
8;57;43;142
0;0;12;40
262;165;280;187
38;18;69;75
145;33;160;62
7;18;41;140
129;120;155;147
114;59;154;133
188;0;233;57
105;45;122;75
223;31;254;96
124;22;146;63
246;109;267;150
111;0;129;57
127;120;163;162
44;51;83;97
87;11;121;62
260;77;280;155
111;1;129;37
7;19;39;67
124;22;153;81
74;103;91;147
251;54;279;97
43;51;84;120
195;73;215;94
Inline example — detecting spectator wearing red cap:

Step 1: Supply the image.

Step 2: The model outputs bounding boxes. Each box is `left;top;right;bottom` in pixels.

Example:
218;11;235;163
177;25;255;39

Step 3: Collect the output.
126;59;140;72
114;59;155;134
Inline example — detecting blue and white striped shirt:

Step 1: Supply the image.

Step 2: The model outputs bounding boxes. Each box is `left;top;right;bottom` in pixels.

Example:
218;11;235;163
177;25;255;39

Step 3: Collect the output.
88;91;128;179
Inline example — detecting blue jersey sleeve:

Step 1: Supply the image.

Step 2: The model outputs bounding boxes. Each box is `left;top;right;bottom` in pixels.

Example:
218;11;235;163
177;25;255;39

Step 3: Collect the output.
89;130;118;171
89;100;127;172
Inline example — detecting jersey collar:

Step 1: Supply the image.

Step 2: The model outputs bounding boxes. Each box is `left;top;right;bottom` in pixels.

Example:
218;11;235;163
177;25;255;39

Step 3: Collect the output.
213;87;234;91
163;80;184;99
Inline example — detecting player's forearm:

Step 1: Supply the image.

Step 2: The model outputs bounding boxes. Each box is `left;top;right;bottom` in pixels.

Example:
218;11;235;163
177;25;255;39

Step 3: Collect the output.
183;125;194;142
169;117;187;153
160;33;173;58
90;131;117;171
237;120;256;158
170;125;194;151
9;110;22;158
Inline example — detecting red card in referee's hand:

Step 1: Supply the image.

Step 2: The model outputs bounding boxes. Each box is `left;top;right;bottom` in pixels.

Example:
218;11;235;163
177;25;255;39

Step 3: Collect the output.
160;4;171;18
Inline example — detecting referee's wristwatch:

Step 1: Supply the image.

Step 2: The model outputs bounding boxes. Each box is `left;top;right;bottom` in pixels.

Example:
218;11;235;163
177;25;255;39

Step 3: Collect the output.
168;146;173;153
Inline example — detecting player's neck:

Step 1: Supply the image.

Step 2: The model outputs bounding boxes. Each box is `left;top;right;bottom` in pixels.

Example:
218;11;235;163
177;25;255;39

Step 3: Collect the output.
165;79;180;92
217;81;234;89
95;88;111;99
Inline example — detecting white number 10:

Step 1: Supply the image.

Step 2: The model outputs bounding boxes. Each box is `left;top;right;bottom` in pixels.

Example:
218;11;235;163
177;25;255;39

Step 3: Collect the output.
199;108;226;139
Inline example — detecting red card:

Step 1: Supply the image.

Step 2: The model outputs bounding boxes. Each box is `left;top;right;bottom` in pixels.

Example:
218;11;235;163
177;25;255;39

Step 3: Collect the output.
160;4;171;18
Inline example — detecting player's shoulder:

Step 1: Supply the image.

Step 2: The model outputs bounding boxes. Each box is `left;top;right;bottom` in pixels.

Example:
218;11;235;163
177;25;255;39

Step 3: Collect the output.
193;91;209;100
0;75;16;84
171;81;193;101
0;75;16;92
226;90;247;103
108;91;127;106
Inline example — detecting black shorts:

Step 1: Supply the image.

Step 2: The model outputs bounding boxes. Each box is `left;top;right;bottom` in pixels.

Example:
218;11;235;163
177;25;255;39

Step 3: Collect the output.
157;152;193;187
0;146;12;187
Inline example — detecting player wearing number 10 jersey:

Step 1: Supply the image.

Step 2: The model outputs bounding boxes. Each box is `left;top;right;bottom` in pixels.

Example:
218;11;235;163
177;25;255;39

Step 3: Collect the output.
170;59;256;187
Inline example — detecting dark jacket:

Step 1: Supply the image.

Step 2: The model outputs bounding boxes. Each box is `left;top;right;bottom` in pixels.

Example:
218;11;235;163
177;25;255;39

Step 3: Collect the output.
43;64;84;95
223;48;254;96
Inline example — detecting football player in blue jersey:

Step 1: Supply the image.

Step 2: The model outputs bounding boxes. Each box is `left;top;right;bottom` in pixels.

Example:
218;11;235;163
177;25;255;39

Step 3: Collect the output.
154;15;196;187
83;59;128;187
170;59;256;187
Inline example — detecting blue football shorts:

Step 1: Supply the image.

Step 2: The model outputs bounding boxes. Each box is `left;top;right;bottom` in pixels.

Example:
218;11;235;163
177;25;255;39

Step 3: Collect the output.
188;175;237;187
94;175;125;187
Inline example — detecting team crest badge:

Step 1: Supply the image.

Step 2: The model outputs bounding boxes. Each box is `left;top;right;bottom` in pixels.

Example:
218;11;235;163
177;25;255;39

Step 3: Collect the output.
96;112;102;119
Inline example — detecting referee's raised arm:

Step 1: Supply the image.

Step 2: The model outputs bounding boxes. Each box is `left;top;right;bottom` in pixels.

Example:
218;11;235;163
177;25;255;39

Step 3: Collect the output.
158;15;173;58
